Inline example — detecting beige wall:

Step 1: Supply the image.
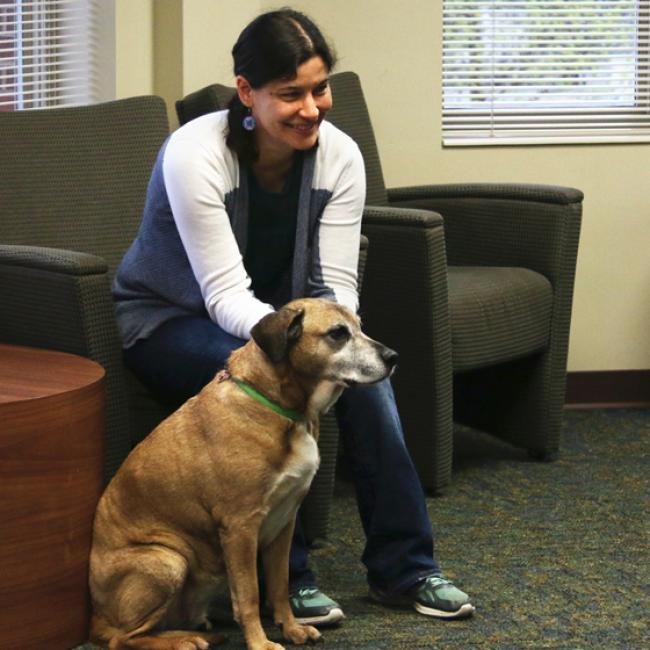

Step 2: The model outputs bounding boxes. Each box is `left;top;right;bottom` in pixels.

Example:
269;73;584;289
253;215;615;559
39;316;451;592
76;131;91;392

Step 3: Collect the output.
116;1;262;125
115;0;650;372
181;1;261;97
115;0;154;98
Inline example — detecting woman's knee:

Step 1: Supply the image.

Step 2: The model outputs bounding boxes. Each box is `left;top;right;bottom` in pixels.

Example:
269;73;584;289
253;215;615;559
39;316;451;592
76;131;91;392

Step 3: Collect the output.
124;315;246;402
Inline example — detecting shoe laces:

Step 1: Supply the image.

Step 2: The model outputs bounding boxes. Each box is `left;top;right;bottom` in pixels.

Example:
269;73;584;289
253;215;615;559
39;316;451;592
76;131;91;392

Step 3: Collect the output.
294;586;319;599
424;575;451;588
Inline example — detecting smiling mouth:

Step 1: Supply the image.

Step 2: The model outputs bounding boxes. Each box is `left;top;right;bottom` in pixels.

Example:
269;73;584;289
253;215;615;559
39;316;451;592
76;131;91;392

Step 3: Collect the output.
287;122;319;133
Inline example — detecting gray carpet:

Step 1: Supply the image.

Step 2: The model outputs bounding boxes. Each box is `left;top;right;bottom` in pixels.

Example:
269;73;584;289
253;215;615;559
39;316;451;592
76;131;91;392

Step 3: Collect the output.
79;408;650;649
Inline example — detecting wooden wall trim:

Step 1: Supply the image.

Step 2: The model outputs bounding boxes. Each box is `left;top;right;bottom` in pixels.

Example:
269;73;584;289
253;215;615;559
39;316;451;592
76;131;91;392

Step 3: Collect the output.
566;370;650;409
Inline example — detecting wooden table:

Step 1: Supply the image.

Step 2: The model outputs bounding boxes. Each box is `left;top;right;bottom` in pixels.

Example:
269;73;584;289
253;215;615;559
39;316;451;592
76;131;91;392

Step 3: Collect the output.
0;344;105;650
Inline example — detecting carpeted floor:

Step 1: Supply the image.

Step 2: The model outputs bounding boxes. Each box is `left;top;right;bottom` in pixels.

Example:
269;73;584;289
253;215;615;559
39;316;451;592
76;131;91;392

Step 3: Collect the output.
79;408;650;649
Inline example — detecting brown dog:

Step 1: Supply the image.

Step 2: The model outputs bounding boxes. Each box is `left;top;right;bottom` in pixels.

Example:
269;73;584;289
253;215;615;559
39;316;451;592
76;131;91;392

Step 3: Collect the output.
89;298;398;650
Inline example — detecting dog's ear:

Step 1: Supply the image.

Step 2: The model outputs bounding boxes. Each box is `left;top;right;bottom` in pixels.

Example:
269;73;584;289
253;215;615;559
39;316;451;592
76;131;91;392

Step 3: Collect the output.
251;307;305;363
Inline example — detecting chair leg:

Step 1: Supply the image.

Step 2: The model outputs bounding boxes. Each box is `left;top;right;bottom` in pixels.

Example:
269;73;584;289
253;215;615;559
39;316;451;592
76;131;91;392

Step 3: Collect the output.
453;350;567;459
528;448;560;462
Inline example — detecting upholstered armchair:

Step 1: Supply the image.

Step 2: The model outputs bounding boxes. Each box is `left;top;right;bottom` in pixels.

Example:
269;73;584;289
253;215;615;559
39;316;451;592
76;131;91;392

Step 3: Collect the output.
176;71;582;495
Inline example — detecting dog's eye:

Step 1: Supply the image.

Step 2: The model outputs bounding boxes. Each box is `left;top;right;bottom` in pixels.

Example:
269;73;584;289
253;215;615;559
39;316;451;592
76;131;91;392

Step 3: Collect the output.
328;325;350;342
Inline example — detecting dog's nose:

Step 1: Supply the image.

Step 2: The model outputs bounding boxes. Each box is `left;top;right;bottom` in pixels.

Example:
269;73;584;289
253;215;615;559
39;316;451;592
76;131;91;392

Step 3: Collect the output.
381;347;399;368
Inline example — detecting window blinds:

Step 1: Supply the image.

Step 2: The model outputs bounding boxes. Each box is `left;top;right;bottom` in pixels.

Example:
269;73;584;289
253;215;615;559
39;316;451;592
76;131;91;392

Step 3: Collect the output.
0;0;98;110
442;0;650;145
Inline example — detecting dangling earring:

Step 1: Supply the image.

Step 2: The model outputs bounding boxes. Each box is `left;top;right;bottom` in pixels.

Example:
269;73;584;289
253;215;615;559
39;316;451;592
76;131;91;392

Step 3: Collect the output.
242;108;256;131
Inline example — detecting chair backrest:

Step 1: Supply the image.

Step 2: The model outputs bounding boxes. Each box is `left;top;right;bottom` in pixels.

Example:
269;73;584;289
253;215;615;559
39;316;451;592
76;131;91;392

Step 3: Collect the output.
175;71;388;206
326;72;387;206
0;96;170;277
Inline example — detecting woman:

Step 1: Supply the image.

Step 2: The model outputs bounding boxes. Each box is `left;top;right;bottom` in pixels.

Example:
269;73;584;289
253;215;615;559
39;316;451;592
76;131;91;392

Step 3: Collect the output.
113;8;473;626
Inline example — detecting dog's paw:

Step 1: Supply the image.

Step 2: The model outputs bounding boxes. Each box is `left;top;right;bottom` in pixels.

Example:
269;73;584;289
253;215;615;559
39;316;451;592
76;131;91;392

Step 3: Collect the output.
174;635;226;650
258;642;285;650
283;623;322;645
176;638;210;650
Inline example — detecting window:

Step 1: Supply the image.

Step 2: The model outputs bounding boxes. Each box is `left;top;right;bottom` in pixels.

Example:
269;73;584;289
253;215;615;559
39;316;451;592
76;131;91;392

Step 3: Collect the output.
0;0;114;111
442;0;650;145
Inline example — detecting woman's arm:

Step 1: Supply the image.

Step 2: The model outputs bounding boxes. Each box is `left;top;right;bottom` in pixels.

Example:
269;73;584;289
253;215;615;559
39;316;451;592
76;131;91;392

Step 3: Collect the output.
162;134;273;340
313;141;366;313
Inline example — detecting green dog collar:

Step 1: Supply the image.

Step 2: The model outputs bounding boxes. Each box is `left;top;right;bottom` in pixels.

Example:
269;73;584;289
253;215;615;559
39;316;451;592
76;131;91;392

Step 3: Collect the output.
232;378;305;423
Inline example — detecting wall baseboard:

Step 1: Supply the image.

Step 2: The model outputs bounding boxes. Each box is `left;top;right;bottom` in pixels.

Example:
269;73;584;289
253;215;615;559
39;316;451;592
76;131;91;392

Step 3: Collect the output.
565;369;650;409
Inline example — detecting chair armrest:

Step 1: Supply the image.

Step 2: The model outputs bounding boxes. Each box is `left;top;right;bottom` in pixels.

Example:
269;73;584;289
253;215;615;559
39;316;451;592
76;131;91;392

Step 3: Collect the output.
363;203;443;229
360;205;447;348
386;183;583;285
0;243;108;275
360;205;445;336
0;244;132;482
360;203;451;385
359;205;453;474
388;183;583;205
0;246;114;349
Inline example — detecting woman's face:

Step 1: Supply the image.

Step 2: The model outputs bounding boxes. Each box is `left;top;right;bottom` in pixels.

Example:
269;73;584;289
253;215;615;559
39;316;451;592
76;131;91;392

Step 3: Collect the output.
238;56;333;158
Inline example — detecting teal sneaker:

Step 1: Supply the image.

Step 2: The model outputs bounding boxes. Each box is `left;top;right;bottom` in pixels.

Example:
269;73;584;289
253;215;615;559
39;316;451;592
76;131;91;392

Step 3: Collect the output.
289;586;345;626
370;575;475;619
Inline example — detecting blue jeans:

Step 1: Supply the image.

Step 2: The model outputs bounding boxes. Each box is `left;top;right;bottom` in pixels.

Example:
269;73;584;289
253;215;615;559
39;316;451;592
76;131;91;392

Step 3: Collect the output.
124;315;440;593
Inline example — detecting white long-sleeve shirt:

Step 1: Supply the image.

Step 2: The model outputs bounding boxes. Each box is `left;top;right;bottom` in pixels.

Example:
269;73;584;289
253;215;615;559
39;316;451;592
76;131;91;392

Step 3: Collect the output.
113;110;366;347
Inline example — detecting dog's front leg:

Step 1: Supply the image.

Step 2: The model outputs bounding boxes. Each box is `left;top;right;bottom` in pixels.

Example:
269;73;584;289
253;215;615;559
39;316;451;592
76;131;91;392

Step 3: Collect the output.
262;517;322;645
219;521;281;650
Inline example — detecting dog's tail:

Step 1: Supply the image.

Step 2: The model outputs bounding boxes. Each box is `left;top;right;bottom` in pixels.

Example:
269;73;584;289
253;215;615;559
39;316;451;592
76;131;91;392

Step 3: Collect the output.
88;614;151;650
89;614;226;649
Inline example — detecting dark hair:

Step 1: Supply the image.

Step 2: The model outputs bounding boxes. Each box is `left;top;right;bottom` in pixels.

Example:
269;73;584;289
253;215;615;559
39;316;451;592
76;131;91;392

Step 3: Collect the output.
227;8;337;164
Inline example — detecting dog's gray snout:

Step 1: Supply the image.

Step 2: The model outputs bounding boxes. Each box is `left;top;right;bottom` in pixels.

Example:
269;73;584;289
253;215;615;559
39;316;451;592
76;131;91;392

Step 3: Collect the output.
381;347;399;368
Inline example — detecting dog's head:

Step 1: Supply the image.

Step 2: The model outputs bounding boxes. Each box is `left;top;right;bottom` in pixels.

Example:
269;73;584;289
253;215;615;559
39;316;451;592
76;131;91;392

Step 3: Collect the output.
251;298;398;389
